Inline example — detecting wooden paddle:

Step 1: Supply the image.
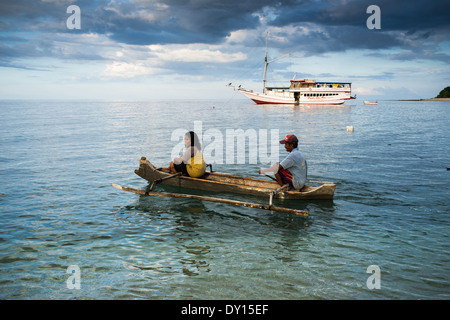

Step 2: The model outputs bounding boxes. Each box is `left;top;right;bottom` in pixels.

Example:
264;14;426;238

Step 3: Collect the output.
263;173;277;181
112;183;308;217
148;172;182;192
265;173;333;185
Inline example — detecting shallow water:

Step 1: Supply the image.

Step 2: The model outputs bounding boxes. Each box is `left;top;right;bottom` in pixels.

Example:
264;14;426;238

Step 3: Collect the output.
0;99;449;299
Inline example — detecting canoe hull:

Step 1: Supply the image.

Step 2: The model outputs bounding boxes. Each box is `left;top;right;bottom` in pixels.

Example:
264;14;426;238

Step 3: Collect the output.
135;157;335;200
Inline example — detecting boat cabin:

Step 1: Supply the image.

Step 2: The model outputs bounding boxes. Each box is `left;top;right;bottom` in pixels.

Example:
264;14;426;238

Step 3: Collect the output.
289;80;351;90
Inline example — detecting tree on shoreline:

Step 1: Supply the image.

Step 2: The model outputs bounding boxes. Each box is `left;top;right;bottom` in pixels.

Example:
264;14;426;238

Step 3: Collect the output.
436;86;450;98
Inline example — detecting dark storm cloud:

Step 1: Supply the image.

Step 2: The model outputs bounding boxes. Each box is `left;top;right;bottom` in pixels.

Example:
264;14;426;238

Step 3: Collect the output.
90;0;278;45
267;24;404;55
0;0;272;43
0;0;449;62
255;0;450;63
0;0;274;65
270;0;450;31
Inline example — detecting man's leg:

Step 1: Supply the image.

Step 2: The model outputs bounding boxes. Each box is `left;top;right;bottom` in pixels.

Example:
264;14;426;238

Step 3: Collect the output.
276;168;293;187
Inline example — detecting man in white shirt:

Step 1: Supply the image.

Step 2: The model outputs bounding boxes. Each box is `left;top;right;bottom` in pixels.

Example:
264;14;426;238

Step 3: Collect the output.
259;134;307;190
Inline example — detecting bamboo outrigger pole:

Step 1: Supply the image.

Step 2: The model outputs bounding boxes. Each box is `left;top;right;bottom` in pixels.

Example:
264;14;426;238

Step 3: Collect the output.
269;184;290;207
112;184;308;217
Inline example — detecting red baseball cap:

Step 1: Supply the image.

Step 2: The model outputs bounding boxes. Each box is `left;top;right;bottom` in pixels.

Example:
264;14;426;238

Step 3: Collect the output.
279;134;298;144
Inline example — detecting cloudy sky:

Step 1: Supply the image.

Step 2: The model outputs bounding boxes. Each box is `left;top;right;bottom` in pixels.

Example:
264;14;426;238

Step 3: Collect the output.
1;0;449;100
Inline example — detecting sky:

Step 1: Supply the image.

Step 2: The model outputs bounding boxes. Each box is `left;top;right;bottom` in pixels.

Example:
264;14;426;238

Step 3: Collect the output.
0;0;449;100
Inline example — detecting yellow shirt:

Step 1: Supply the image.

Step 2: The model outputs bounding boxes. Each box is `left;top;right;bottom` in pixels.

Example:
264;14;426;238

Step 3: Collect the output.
186;150;206;178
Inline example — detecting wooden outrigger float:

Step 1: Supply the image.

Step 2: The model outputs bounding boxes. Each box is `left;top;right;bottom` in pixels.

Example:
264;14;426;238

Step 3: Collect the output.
112;157;337;217
112;183;309;216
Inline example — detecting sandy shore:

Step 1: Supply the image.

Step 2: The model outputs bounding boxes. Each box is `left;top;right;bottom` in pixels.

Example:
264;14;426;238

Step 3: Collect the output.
398;98;450;101
420;98;450;101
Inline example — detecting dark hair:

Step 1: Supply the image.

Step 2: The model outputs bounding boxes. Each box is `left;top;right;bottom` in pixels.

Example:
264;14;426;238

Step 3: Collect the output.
186;131;201;151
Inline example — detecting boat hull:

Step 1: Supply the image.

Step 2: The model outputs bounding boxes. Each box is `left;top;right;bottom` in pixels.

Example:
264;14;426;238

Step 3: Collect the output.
239;89;346;105
135;157;335;200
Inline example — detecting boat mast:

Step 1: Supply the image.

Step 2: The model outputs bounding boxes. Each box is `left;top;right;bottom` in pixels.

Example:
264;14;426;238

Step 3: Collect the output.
262;32;290;94
263;32;268;94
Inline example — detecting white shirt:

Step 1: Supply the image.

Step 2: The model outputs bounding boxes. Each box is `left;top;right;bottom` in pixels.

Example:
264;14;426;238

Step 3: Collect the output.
280;148;307;189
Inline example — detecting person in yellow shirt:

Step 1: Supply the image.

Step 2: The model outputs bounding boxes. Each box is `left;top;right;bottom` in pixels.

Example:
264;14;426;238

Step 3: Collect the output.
169;131;206;178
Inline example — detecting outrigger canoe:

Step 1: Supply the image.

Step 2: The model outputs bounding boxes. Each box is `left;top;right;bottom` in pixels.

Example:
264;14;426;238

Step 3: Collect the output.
112;157;336;217
134;157;335;200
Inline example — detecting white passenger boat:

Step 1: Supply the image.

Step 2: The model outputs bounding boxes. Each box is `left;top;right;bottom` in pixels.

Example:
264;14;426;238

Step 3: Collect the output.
228;34;355;105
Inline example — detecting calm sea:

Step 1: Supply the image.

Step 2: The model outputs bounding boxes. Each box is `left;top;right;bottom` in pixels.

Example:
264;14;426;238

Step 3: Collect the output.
0;98;449;300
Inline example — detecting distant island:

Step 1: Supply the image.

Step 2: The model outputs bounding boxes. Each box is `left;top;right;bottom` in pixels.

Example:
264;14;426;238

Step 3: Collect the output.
423;86;450;101
436;86;450;98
